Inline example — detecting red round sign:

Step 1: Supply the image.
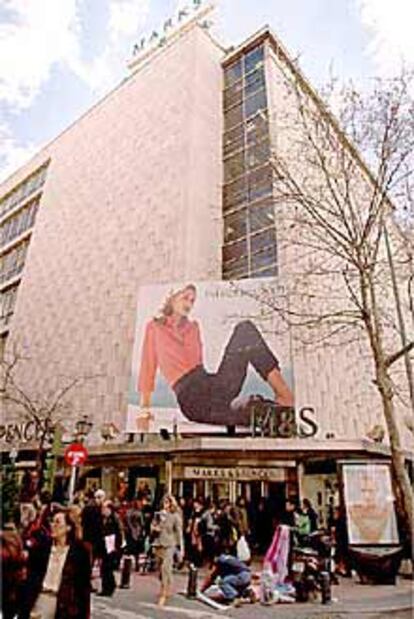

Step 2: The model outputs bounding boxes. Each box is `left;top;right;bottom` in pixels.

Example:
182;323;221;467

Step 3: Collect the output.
64;443;88;466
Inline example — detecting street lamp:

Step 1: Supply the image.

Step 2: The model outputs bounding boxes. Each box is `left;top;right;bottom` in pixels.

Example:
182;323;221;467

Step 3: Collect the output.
75;415;93;442
9;446;18;466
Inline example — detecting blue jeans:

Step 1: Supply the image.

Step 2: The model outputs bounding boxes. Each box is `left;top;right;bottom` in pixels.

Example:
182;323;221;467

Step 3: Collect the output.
220;571;251;600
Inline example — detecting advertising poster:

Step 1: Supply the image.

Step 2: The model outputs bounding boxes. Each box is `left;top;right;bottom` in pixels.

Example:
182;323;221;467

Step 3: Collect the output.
126;278;294;434
342;463;399;545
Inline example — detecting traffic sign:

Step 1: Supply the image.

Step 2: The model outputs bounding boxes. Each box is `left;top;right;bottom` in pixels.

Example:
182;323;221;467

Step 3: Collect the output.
64;443;88;467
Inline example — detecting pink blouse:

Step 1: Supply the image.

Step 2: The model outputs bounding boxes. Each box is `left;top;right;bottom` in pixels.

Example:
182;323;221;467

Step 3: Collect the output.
138;317;203;393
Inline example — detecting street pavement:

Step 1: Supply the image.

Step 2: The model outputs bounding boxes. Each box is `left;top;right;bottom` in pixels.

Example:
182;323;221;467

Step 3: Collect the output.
91;566;413;619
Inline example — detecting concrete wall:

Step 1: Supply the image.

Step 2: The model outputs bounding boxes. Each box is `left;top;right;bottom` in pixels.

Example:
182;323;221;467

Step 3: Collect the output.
265;41;413;449
2;24;223;438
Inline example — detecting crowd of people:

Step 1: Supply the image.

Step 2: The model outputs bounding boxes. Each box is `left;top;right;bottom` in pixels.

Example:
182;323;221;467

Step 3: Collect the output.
1;480;351;617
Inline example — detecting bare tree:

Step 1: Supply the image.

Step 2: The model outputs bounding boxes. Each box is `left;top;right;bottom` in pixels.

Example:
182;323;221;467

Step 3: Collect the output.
258;65;414;545
0;344;98;491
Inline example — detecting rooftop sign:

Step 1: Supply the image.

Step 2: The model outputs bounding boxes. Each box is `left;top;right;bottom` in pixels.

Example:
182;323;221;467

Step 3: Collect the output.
127;0;216;72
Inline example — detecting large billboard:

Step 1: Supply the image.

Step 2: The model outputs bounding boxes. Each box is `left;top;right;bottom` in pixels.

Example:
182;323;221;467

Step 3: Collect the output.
126;278;295;434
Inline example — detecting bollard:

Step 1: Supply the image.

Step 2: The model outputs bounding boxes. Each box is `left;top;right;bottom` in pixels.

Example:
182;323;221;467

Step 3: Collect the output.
187;563;198;598
120;555;133;589
320;571;331;604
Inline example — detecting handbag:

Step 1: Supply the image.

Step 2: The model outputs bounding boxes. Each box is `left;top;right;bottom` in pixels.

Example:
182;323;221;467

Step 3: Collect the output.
236;534;251;562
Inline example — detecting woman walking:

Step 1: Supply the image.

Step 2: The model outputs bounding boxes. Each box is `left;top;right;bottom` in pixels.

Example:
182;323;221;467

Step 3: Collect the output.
19;508;91;619
138;284;293;428
151;495;183;606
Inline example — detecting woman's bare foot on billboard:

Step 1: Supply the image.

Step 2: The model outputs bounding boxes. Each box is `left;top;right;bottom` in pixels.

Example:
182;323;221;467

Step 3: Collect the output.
136;410;153;432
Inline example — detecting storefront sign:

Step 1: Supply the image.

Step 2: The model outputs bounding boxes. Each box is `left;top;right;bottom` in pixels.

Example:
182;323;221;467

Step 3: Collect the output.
0;419;54;445
184;466;288;481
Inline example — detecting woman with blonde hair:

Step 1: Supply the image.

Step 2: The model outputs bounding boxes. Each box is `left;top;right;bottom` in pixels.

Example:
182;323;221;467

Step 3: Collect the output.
138;283;293;429
151;494;183;606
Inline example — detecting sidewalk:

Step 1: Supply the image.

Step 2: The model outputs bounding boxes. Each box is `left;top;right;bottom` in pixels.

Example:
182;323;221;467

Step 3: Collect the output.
92;564;413;619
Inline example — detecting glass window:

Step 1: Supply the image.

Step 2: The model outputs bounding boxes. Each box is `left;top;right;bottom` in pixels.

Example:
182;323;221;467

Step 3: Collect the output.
251;228;276;254
224;103;243;131
224;59;242;88
251;265;278;278
223;238;247;264
223;257;248;279
223;125;245;157
245;89;267;119
244;46;264;75
0;284;18;326
249;201;275;232
224;150;245;183
223;176;248;212
246;138;269;169
224;80;243;110
251;244;277;271
244;67;265;97
248;165;273;202
246;112;268;146
224;209;247;243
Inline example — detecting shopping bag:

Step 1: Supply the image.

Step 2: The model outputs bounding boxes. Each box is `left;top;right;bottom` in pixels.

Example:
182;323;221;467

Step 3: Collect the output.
237;535;251;562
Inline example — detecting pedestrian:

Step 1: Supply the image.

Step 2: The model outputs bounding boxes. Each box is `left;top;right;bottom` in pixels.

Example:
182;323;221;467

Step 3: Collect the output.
81;489;105;589
98;500;123;597
151;494;183;606
200;552;252;605
186;498;204;567
18;508;91;619
1;526;27;619
302;498;318;532
125;498;145;569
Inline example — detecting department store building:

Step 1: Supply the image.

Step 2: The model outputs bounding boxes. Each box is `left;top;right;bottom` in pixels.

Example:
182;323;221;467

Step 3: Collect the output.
1;10;412;524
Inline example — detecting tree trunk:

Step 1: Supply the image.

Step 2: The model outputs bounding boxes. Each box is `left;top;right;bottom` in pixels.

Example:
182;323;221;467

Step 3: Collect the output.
363;271;414;557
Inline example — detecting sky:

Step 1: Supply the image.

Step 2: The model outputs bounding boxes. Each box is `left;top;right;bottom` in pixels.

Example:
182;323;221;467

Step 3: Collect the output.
0;0;413;184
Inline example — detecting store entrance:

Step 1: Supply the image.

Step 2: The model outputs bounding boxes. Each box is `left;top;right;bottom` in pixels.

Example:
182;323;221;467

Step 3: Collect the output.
210;481;230;502
267;481;287;524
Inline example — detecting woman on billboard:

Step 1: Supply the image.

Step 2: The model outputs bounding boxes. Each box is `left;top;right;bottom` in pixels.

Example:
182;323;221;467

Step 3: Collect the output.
137;284;293;427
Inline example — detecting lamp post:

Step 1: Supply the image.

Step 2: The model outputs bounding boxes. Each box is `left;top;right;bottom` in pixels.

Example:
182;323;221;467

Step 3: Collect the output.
67;415;93;503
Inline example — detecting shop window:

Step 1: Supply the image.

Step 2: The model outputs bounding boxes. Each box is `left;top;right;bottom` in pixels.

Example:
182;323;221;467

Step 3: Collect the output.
224;59;242;88
224;208;247;243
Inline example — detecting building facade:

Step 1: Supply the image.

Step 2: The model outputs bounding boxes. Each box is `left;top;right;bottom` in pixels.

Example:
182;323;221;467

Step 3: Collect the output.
1;16;412;523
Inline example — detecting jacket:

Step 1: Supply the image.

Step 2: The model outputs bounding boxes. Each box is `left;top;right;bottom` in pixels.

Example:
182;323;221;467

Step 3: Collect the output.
19;539;91;619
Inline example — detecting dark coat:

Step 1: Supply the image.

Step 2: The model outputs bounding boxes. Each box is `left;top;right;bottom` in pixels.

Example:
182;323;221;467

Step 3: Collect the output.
18;539;91;619
81;501;104;557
